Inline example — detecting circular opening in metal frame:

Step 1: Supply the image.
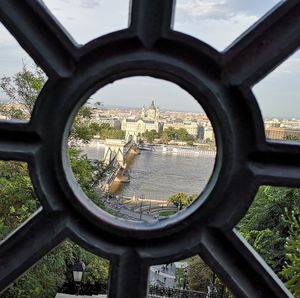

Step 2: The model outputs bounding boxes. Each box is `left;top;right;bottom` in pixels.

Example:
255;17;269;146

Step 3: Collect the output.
67;76;217;225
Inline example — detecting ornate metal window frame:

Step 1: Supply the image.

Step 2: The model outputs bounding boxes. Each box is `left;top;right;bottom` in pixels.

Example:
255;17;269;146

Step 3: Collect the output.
0;0;299;297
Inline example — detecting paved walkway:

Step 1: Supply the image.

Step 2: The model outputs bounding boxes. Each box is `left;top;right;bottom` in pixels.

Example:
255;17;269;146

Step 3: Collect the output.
104;199;155;222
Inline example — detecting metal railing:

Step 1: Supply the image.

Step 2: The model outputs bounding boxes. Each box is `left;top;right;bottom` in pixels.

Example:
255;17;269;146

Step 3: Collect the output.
0;0;298;297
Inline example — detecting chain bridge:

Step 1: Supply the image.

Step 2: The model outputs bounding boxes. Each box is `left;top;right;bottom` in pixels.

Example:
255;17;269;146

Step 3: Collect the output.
102;138;139;191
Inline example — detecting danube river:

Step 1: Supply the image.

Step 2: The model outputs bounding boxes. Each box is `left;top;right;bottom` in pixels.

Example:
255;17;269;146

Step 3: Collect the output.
81;144;215;201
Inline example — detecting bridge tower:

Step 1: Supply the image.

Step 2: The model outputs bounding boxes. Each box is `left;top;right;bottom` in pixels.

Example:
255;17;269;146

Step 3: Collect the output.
103;139;127;167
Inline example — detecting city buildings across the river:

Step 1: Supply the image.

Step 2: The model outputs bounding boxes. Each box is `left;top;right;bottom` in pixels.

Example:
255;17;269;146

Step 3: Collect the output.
264;118;300;140
121;101;206;141
1;100;300;142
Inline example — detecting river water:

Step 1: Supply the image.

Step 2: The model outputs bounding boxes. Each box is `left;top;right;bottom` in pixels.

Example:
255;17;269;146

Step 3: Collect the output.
81;144;215;201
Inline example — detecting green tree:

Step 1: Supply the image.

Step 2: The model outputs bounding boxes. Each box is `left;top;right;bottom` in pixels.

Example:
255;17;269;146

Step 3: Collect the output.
142;129;159;143
95;123;125;140
281;210;300;297
187;256;212;292
0;161;39;239
59;243;109;295
0;63;46;115
69;106;98;145
0;105;27;120
177;128;193;142
78;245;109;289
4;242;74;298
0;64;98;145
167;193;197;210
70;122;95;145
162;127;193;143
78;106;93;119
89;122;101;135
0;156;108;297
0;161;70;298
69;148;106;208
239;186;300;274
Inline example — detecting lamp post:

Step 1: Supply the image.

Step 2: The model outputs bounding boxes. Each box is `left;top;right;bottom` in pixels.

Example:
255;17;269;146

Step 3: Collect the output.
183;269;188;290
72;259;85;296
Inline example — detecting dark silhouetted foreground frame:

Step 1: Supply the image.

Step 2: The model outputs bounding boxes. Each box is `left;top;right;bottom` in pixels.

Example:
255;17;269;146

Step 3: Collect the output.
0;0;299;297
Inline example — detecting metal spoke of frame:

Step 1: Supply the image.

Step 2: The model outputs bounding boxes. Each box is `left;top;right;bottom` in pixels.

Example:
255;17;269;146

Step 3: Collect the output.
0;210;67;292
222;0;300;86
0;122;41;161
200;229;293;298
108;249;149;298
249;141;300;187
129;0;175;48
0;0;76;78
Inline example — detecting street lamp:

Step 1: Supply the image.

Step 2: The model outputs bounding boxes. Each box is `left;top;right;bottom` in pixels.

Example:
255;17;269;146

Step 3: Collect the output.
72;259;85;295
183;269;188;290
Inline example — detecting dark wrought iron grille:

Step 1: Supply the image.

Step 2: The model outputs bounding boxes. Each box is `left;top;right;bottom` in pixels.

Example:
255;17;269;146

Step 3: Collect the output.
0;0;299;297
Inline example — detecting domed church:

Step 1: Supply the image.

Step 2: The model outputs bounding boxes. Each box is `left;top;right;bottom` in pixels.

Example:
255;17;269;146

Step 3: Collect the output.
121;101;163;141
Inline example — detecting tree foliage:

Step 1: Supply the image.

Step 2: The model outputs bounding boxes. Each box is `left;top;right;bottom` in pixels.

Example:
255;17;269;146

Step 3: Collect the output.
0;161;39;240
69;148;107;209
0;157;109;297
0;105;27;120
239;186;300;275
163;127;194;143
281;210;300;297
186;187;300;296
91;123;125;140
68;106;98;145
3;242;74;298
0;64;100;145
0;161;70;298
59;243;109;296
0;63;46;115
167;193;197;210
142;129;160;143
187;256;212;292
0;155;108;297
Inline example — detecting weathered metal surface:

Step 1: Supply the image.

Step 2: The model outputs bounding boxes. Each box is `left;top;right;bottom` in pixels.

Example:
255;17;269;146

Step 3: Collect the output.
0;0;299;297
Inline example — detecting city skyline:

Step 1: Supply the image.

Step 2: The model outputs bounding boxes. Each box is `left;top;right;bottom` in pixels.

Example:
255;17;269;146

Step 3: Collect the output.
0;0;299;118
90;76;204;113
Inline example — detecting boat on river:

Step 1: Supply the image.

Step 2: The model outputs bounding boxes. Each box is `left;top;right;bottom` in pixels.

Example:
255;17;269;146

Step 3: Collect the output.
138;144;155;151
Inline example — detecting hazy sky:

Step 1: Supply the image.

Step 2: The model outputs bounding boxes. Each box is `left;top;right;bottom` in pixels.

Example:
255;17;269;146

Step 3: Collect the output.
0;0;299;117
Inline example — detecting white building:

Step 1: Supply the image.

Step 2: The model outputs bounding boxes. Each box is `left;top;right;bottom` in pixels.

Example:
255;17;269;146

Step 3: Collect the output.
121;101;163;141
